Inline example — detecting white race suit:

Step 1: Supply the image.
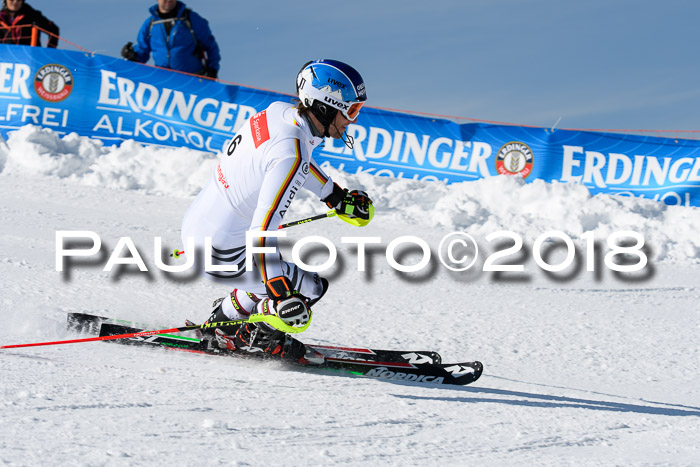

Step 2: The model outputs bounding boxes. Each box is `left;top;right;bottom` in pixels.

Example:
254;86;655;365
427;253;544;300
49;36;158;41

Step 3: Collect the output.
181;101;335;309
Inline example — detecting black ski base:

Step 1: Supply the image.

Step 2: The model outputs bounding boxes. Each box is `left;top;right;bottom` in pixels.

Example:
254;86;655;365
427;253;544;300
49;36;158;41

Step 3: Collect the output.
67;312;483;386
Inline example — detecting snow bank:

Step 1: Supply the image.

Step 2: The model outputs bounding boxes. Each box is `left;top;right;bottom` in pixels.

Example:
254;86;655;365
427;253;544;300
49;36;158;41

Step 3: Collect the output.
1;125;698;264
0;125;215;197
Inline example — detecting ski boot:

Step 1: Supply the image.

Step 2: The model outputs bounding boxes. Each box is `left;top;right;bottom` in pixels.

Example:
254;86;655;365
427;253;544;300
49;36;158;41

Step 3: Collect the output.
214;321;324;365
187;297;244;351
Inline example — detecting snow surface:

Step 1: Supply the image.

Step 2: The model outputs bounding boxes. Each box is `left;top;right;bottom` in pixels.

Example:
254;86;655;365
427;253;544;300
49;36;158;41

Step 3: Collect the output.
1;125;699;466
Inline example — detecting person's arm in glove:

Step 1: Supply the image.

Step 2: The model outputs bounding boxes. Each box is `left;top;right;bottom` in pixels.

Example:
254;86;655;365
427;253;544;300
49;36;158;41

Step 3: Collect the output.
201;67;218;79
121;42;138;61
264;276;310;326
322;183;373;221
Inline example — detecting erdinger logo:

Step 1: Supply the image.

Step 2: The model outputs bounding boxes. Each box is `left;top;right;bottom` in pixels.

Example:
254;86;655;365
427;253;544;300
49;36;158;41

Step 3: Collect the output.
34;64;73;102
495;141;534;178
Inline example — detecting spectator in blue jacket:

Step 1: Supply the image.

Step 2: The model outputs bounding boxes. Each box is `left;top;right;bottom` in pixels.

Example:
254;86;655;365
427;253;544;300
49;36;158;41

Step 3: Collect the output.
121;0;220;78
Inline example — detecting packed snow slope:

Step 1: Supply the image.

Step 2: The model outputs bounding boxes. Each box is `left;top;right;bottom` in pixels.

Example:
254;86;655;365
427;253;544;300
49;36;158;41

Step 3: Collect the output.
1;126;699;466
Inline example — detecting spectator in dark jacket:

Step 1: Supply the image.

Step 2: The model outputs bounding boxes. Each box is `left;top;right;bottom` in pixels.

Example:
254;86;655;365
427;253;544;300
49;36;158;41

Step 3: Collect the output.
121;0;221;78
0;0;59;48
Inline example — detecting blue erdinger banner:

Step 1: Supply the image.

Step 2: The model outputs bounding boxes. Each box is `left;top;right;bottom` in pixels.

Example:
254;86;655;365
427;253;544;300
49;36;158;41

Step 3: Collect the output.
329;114;700;206
0;44;278;153
2;45;699;206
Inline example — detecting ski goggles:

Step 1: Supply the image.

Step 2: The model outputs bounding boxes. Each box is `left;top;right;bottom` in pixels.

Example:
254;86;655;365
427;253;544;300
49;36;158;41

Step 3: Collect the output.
343;101;365;121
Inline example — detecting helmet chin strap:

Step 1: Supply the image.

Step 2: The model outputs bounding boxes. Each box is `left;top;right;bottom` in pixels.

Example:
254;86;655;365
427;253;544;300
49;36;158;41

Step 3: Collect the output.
308;100;354;149
331;121;354;150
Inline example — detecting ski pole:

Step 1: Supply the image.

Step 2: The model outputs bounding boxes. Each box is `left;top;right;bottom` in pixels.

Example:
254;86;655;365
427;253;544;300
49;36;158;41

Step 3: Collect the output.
278;209;337;229
0;319;251;350
279;205;374;229
0;312;313;350
170;210;338;258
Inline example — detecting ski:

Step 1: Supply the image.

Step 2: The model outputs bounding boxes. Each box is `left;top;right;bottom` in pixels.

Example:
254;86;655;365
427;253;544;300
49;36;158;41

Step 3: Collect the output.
96;322;482;386
67;312;153;335
67;313;482;386
320;359;482;386
308;344;441;366
67;312;442;365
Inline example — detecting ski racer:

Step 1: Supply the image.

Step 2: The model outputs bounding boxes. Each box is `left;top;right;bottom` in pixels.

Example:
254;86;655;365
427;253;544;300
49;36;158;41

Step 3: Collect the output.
180;59;373;363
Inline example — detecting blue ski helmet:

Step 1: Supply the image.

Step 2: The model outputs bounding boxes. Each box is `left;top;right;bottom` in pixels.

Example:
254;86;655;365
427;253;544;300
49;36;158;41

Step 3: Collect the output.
296;59;367;130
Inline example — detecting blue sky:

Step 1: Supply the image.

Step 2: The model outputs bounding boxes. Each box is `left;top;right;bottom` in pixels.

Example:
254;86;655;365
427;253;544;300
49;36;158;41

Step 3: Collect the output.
40;0;700;132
